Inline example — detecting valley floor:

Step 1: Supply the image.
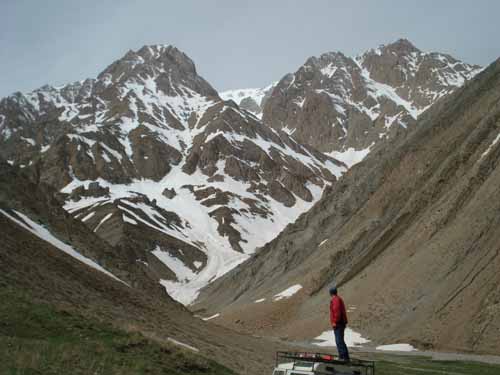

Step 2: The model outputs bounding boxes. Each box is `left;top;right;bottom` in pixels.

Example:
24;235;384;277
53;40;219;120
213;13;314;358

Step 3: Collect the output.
358;352;500;375
2;283;500;375
213;326;500;375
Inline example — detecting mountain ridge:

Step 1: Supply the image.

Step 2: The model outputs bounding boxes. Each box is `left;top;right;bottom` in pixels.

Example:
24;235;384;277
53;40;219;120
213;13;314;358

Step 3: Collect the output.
0;44;344;304
0;39;484;306
227;39;482;166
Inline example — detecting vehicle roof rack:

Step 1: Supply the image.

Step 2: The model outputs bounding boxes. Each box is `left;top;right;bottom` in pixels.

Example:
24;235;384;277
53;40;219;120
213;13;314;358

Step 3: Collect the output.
276;351;375;373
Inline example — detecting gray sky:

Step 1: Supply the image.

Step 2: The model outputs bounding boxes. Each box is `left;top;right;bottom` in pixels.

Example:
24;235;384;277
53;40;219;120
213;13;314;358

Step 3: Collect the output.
1;0;499;97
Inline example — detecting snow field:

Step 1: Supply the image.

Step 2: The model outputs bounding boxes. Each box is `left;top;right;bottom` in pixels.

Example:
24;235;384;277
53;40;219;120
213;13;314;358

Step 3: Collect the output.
314;328;370;348
376;343;417;352
273;284;303;301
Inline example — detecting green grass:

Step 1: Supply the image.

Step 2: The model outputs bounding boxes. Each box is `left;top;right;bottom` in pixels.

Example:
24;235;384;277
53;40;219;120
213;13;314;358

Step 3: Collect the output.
372;354;500;375
2;286;499;375
0;288;235;375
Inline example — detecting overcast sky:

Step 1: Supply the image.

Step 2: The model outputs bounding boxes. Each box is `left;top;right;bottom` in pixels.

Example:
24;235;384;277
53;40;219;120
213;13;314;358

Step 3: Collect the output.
1;0;499;97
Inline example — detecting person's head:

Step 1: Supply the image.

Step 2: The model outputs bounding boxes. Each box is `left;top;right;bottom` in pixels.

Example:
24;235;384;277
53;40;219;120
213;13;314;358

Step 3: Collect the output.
329;286;338;296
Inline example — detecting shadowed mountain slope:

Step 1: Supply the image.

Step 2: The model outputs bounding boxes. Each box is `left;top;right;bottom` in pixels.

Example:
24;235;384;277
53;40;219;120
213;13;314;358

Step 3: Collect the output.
0;161;299;374
196;58;500;355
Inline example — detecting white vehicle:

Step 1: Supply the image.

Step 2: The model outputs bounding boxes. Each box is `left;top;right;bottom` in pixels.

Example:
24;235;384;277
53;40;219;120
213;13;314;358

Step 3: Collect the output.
272;352;375;375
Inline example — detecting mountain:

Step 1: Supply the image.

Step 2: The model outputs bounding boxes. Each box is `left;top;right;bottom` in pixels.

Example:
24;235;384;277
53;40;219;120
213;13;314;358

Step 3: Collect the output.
0;45;344;304
262;39;482;166
195;58;500;355
0;160;296;375
220;82;276;118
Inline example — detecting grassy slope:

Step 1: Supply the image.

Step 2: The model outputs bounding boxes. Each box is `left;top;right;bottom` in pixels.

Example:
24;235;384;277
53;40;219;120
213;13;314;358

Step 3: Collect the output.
0;287;234;375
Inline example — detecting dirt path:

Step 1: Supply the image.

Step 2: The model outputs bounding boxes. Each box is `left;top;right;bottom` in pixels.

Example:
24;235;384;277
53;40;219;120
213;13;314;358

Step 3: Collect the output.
269;337;500;366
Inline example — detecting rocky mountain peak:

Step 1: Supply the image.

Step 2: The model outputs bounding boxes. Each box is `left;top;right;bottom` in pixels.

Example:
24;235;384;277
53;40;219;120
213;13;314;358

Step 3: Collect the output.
305;51;347;68
262;39;482;162
136;45;197;74
382;38;420;54
105;44;193;71
300;51;358;82
97;45;218;99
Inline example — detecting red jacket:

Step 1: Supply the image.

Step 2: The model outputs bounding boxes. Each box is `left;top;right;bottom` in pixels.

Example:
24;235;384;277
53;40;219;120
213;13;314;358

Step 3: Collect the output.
330;295;348;327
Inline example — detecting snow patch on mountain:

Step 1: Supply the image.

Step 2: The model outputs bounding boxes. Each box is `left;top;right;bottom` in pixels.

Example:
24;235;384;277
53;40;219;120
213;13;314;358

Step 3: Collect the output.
329;144;374;168
480;133;500;160
153;246;197;282
0;208;127;285
220;82;277;118
376;343;417;352
273;284;303;301
220;82;276;106
314;328;370;348
60;159;331;305
167;337;199;352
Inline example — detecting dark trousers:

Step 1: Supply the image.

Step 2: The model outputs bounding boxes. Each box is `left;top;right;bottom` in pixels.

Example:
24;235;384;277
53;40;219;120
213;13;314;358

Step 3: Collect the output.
333;325;350;360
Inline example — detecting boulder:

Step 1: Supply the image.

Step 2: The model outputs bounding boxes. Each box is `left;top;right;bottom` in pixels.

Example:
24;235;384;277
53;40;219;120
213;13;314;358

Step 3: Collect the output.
162;188;177;199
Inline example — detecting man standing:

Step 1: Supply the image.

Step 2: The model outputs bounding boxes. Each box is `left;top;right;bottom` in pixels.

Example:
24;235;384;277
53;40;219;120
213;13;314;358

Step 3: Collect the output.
329;286;350;361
